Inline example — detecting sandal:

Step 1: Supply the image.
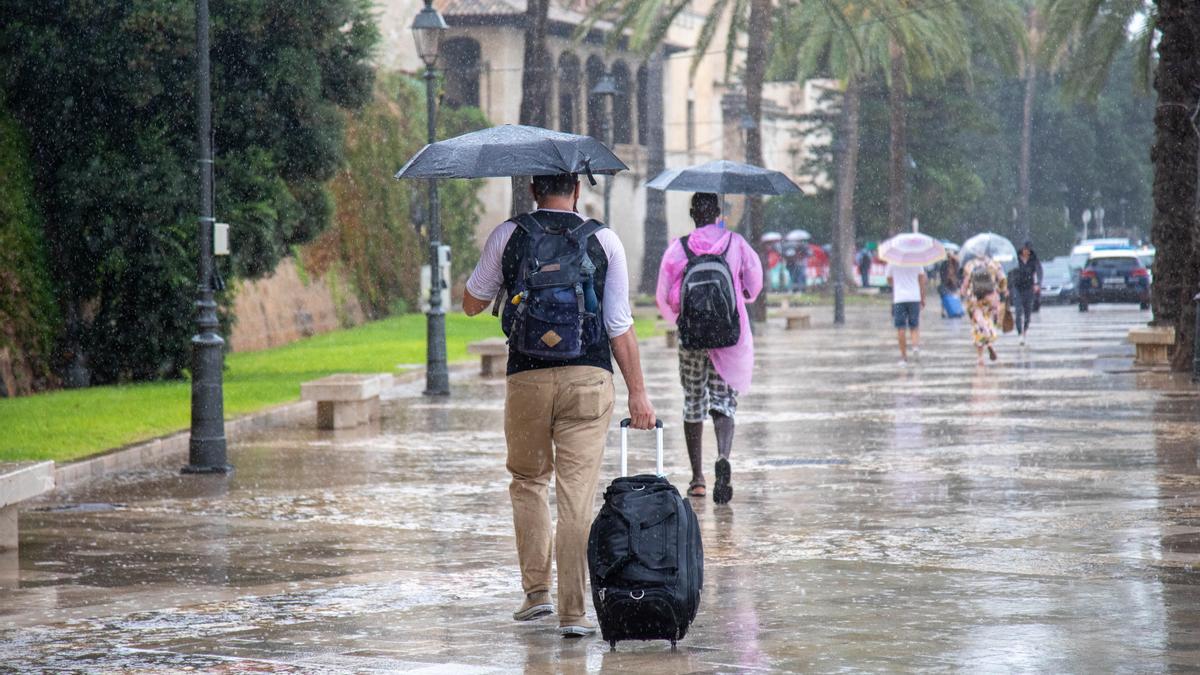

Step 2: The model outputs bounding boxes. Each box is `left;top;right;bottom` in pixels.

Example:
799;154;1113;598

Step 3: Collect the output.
686;482;706;498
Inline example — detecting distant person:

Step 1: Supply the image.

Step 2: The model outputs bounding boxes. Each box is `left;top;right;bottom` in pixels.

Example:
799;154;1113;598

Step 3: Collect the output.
462;172;656;638
961;253;1007;366
784;239;808;292
1009;241;1043;345
857;247;873;288
656;193;763;504
938;252;964;318
885;262;926;366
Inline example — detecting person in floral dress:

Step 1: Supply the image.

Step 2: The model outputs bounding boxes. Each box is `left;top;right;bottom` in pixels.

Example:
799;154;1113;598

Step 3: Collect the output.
960;255;1007;366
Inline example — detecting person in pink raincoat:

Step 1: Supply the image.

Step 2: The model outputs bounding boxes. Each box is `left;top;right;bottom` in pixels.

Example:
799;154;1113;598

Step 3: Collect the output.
655;193;763;504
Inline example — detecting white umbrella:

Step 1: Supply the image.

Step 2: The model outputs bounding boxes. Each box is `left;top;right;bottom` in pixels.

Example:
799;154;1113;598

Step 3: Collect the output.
761;231;783;243
879;233;947;267
785;229;812;241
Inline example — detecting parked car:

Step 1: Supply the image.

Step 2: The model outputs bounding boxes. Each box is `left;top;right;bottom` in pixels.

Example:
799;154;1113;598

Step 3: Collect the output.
1077;250;1151;311
1039;258;1077;306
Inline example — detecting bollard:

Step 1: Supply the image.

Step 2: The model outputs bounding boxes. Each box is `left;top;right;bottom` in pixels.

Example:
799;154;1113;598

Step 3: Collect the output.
1193;291;1200;382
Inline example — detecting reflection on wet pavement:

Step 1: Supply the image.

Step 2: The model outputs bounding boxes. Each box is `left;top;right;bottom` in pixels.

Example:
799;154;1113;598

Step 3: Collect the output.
3;305;1200;672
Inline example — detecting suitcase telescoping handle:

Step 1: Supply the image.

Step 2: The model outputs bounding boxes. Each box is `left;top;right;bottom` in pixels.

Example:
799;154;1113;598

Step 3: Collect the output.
619;418;664;478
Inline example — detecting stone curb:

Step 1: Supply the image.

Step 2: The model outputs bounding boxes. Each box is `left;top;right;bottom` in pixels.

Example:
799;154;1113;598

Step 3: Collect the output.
50;336;648;491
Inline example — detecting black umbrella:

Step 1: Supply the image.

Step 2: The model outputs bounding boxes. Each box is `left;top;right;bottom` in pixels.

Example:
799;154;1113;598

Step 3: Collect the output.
646;159;801;195
394;124;627;182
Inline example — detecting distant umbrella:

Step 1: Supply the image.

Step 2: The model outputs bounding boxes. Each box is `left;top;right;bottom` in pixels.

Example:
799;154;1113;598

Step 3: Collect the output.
879;233;947;267
941;240;961;254
786;229;812;241
761;231;783;243
647;160;801;195
961;232;1017;269
395;124;627;181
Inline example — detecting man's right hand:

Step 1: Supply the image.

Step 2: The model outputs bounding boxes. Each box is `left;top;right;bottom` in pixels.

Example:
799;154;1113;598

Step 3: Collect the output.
627;391;655;430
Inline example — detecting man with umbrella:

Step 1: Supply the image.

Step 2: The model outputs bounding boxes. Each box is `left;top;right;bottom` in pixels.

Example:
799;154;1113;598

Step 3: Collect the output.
399;126;655;639
461;172;655;638
879;233;945;366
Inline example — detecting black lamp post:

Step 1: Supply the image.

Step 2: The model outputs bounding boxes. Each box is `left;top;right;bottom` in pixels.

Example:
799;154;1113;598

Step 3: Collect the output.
412;0;449;397
184;0;231;474
591;72;618;224
831;136;846;326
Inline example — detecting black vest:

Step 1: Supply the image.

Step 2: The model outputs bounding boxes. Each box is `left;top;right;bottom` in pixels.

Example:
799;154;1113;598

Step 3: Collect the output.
501;210;612;376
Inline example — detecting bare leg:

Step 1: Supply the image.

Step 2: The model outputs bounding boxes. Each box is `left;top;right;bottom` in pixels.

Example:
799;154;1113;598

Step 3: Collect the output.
897;329;908;361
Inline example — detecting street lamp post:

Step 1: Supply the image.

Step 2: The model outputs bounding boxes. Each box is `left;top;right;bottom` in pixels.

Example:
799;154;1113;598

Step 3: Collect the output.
831;136;846;326
1119;197;1129;240
591;73;618;224
183;0;231;474
412;0;449;397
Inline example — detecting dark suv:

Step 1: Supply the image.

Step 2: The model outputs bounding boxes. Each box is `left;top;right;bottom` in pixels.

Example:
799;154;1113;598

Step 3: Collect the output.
1077;251;1151;311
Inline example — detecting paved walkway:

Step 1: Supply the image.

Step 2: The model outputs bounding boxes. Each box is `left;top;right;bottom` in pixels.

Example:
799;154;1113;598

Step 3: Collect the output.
3;304;1199;672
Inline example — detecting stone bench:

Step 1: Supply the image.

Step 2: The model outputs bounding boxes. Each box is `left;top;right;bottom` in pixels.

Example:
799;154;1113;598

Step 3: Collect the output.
656;322;679;349
1;461;55;552
1128;326;1175;367
778;309;811;330
300;373;390;429
468;338;508;377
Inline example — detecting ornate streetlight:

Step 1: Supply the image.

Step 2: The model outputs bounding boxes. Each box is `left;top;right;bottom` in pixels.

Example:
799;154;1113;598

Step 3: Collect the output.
412;0;449;397
183;0;231;474
591;72;618;224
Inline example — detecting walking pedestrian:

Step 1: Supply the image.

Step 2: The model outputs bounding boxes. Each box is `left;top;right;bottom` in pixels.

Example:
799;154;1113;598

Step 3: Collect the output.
960;253;1007;366
857;247;873;289
885;262;926;366
655;193;763;504
1009;241;1042;345
462;172;656;638
784;239;808;293
938;252;964;318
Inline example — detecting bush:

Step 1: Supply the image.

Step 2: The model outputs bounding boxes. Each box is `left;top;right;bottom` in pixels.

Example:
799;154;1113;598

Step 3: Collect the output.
0;101;57;395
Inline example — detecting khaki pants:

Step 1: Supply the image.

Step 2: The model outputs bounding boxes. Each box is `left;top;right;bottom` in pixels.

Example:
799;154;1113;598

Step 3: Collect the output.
505;365;615;624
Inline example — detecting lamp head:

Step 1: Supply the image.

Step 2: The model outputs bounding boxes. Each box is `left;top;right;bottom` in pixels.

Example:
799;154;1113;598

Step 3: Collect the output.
412;3;448;67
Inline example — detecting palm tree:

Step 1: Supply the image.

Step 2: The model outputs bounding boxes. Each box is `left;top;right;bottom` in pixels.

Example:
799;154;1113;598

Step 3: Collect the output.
780;0;1015;320
580;0;833;319
1041;0;1200;373
511;0;553;216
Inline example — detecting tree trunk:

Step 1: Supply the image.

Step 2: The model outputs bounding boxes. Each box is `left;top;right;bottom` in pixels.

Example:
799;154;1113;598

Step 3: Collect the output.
511;0;552;215
887;38;908;236
639;50;669;295
832;76;863;323
743;0;770;322
1017;7;1039;245
1150;0;1200;372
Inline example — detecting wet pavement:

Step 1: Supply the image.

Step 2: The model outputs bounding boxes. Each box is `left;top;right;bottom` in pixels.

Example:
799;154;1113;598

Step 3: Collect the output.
4;304;1200;672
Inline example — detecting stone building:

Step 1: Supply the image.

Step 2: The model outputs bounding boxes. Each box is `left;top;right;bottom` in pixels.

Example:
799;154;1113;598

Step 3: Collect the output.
376;0;835;290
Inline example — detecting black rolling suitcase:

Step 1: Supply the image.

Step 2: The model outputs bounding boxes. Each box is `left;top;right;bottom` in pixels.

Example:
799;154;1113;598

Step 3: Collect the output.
587;418;703;649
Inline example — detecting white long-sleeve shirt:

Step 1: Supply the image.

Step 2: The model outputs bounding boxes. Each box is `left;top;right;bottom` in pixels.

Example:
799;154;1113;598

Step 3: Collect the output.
466;209;633;339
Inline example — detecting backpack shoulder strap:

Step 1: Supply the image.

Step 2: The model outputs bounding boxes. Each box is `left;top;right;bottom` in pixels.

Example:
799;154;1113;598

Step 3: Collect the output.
512;212;543;235
681;235;697;263
571;218;606;243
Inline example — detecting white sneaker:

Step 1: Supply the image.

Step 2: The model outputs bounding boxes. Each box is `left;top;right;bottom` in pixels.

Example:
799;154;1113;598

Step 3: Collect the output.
898;359;908;367
911;346;921;360
1019;335;1026;346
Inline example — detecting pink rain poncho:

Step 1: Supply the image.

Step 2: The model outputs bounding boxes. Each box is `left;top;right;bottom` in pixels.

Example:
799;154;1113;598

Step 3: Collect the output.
655;224;764;393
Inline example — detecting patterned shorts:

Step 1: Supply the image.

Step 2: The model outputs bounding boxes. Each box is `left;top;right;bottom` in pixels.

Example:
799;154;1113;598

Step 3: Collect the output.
678;348;738;423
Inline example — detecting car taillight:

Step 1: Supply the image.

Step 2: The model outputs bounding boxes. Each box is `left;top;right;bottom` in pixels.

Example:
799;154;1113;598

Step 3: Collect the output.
1131;268;1150;278
1080;270;1097;279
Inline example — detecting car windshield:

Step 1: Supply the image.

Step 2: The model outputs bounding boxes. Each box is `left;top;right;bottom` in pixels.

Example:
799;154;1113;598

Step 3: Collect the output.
1089;257;1140;274
1042;262;1072;284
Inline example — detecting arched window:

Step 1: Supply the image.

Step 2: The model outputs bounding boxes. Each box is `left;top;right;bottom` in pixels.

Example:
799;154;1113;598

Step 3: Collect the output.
586;55;606;140
636;64;648;145
611;61;632;145
440;37;481;109
557;52;581;133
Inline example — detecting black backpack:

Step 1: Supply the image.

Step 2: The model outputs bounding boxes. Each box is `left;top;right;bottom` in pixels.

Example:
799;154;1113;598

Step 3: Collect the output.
677;234;740;350
588;420;703;649
500;213;605;360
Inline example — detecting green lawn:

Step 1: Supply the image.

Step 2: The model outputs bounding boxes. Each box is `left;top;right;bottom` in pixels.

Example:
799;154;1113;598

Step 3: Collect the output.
1;313;658;463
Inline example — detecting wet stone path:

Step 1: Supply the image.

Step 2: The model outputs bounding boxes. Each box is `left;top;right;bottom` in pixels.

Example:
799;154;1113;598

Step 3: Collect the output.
3;304;1200;672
